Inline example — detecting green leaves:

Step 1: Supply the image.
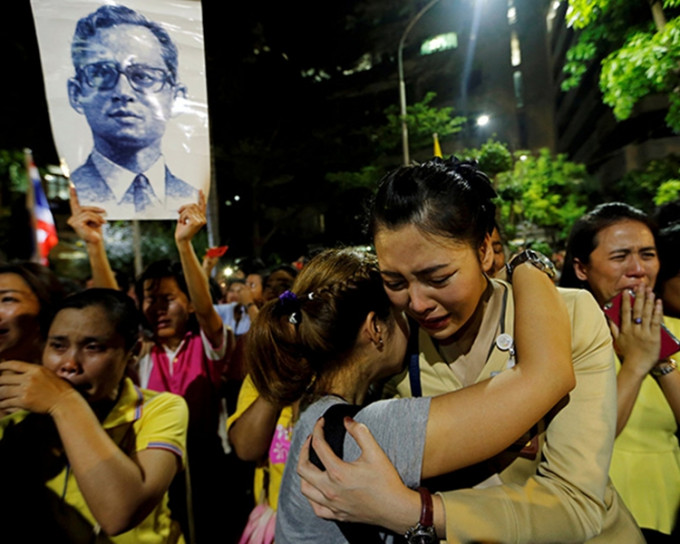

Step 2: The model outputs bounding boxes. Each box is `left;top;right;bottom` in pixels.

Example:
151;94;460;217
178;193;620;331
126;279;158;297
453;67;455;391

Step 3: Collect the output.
600;20;680;127
655;179;680;204
567;0;608;30
617;155;680;211
564;0;680;131
376;92;466;153
495;148;590;242
327;92;466;190
474;139;513;177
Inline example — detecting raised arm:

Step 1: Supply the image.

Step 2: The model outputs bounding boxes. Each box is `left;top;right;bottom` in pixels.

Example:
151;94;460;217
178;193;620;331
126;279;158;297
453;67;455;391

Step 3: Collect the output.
202;252;219;279
67;184;118;289
237;283;260;321
0;361;185;535
175;191;225;349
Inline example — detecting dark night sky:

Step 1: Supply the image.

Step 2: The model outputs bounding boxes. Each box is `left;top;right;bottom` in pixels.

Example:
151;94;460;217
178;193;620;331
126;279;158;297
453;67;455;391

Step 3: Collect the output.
2;1;419;256
2;1;400;164
1;1;487;259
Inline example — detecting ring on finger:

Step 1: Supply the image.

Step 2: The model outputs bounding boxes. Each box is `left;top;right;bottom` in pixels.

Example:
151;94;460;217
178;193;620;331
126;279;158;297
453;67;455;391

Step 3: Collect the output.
634;317;643;325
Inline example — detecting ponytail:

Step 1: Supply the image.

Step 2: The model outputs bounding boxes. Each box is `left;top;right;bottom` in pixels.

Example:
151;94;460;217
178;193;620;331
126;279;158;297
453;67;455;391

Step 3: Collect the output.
246;248;392;407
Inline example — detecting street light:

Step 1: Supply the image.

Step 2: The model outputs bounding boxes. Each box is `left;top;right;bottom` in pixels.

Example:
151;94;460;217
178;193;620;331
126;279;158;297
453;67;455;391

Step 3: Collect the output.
398;0;443;165
476;114;490;126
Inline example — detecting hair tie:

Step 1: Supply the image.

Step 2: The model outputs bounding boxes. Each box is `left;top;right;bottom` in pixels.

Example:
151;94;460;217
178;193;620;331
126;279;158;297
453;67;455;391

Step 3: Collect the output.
278;290;301;324
277;290;314;324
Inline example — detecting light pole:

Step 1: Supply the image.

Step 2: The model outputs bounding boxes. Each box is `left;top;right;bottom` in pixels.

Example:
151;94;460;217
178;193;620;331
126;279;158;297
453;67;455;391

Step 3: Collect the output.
398;0;443;165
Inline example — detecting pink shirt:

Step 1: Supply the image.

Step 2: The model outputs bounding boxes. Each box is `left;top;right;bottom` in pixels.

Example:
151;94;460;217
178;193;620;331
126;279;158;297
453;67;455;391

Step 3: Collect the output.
139;326;229;437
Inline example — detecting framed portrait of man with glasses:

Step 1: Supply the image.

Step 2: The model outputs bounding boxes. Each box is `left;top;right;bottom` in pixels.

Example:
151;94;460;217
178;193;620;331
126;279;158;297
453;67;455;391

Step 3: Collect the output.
31;0;209;220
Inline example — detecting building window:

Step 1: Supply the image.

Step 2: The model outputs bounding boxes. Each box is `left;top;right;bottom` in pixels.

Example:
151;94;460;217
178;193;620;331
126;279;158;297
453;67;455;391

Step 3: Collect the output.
420;33;458;55
507;0;517;25
513;70;524;108
510;30;521;67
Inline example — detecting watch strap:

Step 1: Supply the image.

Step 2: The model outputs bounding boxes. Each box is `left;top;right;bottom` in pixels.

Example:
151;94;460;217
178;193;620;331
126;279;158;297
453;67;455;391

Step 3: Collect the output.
506;249;556;280
405;487;437;544
419;487;433;527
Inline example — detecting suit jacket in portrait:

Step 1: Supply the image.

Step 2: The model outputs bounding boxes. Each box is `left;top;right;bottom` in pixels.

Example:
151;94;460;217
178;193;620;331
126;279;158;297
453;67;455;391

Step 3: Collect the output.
71;154;197;219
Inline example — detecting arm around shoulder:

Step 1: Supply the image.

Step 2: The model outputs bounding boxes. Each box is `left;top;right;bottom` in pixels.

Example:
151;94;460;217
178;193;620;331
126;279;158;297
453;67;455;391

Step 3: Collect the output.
423;263;574;478
440;287;617;543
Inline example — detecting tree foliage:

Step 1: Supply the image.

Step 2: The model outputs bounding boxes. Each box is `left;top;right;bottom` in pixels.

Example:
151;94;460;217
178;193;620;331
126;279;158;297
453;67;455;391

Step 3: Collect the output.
328;92;467;190
371;92;467;153
564;0;680;131
495;148;591;242
601;17;680;130
655;178;680;204
617;154;680;212
463;138;514;178
0;149;38;262
99;221;208;274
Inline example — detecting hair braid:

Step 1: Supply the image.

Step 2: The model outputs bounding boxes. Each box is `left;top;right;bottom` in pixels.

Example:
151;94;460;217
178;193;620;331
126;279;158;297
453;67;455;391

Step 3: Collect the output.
247;248;392;407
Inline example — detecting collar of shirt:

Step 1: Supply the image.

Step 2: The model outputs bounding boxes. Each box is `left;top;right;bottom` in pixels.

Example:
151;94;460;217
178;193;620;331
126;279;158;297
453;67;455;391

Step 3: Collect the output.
91;150;166;205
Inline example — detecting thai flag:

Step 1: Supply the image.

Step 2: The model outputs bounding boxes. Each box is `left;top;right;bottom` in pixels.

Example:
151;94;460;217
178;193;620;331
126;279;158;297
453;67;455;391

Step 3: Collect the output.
25;150;58;265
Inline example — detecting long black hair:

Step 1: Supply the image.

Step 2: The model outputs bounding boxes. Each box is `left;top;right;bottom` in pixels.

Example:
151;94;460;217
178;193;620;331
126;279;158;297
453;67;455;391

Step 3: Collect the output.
560;202;654;289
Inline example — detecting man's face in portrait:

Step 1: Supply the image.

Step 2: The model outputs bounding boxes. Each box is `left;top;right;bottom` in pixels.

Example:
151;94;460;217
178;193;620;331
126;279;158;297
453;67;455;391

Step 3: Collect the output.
68;24;184;153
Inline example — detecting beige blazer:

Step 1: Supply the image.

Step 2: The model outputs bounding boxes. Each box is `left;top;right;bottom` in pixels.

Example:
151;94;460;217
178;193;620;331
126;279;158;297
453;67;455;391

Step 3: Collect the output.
389;281;643;543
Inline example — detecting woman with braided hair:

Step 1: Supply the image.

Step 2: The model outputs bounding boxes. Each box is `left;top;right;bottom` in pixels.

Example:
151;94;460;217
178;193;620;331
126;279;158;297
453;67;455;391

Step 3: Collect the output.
247;244;575;543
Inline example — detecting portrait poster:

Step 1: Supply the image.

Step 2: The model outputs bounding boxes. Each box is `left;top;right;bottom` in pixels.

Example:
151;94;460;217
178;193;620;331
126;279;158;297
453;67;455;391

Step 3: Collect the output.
31;0;209;220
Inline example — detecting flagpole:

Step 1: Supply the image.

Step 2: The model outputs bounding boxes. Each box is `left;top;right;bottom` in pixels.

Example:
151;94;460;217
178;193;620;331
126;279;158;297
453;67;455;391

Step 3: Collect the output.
23;149;41;264
398;0;443;166
132;220;143;276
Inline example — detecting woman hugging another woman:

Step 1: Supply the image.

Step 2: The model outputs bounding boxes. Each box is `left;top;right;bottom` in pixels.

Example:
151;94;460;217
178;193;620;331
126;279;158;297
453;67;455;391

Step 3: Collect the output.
247;241;577;543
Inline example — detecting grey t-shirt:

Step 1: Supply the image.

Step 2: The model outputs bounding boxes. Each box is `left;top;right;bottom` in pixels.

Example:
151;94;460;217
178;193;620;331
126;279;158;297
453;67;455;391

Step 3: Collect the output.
276;395;431;543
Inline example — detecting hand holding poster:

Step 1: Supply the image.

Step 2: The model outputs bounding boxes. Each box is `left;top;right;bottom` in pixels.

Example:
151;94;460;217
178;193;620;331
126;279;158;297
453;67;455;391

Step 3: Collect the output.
31;0;209;220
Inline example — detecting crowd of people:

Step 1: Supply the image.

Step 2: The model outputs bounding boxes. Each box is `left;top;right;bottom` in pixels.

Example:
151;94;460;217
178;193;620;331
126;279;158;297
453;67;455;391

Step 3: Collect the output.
1;157;679;543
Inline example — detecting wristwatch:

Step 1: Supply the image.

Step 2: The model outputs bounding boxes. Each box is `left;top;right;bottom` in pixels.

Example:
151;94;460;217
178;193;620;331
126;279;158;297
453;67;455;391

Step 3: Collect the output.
651;358;677;378
506;249;556;280
404;487;437;544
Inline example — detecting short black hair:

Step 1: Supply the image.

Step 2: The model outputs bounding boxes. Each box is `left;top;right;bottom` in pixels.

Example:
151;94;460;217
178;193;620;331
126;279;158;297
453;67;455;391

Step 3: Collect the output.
53;288;140;352
136;259;188;303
